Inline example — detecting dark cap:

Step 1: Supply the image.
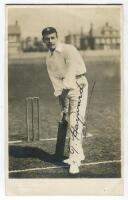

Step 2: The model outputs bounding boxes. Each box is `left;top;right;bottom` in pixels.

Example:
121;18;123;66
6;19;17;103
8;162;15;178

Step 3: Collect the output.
42;27;57;38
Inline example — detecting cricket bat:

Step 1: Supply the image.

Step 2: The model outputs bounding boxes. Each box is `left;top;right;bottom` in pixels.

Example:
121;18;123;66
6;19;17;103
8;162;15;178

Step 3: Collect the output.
55;113;68;160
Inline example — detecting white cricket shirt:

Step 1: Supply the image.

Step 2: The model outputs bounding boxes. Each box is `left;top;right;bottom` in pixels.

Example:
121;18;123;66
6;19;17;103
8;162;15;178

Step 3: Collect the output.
46;42;86;96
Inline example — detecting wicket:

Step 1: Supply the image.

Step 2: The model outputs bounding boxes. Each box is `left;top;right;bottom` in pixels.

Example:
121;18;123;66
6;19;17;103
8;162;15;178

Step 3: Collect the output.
26;97;40;142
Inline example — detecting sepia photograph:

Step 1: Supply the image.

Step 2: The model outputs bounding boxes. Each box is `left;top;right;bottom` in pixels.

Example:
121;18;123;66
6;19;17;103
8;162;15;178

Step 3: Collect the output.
6;4;123;195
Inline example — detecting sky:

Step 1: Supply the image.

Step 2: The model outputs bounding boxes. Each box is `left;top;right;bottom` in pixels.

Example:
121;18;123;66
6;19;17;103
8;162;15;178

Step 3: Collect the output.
7;5;121;41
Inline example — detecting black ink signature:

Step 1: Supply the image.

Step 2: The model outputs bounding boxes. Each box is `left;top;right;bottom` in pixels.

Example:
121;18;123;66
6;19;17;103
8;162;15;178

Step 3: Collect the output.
70;83;85;155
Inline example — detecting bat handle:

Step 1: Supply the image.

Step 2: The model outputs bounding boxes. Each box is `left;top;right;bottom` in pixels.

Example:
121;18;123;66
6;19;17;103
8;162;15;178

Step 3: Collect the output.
62;113;66;121
59;112;67;123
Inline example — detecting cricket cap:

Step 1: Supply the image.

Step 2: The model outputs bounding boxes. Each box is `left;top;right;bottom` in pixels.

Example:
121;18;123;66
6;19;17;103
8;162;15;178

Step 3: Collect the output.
42;27;57;38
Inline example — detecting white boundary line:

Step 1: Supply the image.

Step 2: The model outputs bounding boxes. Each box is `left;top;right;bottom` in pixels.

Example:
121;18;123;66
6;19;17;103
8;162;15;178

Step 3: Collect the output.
9;159;121;174
9;140;22;144
8;133;93;144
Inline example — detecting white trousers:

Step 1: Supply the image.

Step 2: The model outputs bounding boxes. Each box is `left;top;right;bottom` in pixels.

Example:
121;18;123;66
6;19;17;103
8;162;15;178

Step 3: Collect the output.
59;75;88;163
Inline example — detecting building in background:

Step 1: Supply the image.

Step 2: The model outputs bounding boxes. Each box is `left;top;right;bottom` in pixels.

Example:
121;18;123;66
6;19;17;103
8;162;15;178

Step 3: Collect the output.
65;27;85;50
8;21;47;54
8;21;22;55
8;21;120;54
65;22;120;50
21;36;47;52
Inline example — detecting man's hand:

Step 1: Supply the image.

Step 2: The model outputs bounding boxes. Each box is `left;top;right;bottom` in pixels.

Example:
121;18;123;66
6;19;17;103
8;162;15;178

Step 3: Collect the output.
59;89;69;122
62;89;69;99
59;89;69;108
60;111;68;122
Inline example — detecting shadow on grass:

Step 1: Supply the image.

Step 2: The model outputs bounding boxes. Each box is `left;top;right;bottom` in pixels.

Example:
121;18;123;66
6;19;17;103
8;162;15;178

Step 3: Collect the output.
9;145;67;166
9;145;121;179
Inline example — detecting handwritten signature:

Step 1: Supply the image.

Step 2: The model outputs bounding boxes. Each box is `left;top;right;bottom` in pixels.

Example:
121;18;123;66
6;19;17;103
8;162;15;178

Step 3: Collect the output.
70;83;85;155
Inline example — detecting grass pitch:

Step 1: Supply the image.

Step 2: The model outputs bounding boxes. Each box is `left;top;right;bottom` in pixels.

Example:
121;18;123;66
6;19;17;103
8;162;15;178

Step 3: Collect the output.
8;55;121;178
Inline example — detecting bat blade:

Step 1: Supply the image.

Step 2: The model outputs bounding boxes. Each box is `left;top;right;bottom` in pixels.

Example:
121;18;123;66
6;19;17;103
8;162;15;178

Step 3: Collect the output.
55;120;68;161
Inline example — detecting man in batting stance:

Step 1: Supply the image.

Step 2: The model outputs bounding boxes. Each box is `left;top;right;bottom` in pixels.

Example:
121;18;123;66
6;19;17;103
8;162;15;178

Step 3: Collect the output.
42;27;88;174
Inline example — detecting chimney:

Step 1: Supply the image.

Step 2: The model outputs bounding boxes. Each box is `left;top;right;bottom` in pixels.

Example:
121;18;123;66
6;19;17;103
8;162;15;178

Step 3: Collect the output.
106;22;109;27
16;20;18;26
89;23;93;37
80;26;84;36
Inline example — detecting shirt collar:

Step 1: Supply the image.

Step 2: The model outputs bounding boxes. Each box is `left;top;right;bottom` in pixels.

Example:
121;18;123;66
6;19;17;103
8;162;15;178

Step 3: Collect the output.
48;42;62;56
55;42;62;53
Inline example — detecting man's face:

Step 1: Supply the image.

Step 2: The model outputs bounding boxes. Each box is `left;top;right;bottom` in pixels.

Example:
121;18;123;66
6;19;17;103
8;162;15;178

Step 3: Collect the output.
43;32;58;51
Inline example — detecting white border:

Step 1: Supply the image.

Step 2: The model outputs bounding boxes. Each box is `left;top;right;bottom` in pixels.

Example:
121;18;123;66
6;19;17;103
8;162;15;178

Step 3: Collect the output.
1;0;128;199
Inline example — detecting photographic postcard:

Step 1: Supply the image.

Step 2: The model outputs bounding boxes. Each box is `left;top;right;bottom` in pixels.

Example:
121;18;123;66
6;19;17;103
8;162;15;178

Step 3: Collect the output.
5;4;123;195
